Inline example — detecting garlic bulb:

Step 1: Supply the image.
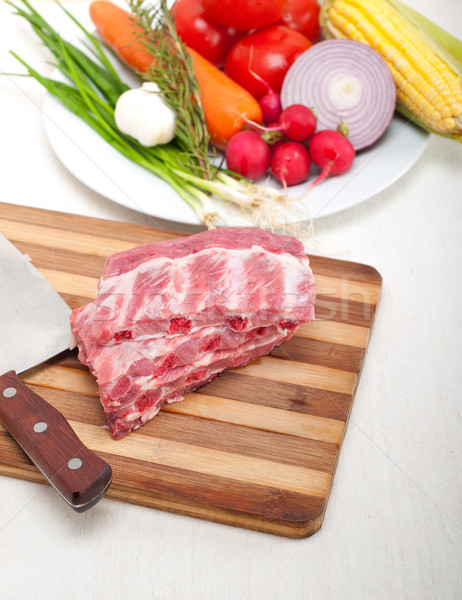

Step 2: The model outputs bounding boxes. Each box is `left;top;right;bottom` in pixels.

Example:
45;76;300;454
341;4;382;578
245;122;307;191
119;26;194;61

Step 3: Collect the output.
114;82;176;147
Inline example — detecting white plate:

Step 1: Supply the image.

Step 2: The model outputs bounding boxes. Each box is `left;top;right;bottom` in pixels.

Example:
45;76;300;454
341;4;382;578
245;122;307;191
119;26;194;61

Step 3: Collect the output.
42;45;430;226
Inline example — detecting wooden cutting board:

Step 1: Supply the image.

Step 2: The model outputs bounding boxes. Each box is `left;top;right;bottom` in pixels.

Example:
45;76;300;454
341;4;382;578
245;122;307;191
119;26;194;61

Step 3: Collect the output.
0;202;382;538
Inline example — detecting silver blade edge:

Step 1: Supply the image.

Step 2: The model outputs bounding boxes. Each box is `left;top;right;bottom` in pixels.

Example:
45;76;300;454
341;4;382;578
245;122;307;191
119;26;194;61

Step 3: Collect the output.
0;234;72;374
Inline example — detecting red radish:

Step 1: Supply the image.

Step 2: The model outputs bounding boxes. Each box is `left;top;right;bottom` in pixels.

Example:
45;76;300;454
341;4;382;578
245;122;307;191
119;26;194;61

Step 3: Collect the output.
225;130;271;179
271;141;311;187
249;46;282;124
278;104;316;142
308;130;355;190
260;92;282;124
247;48;282;124
246;103;316;144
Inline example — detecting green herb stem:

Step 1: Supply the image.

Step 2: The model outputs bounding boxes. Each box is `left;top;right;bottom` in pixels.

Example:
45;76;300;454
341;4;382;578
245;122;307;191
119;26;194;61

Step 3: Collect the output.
6;0;303;231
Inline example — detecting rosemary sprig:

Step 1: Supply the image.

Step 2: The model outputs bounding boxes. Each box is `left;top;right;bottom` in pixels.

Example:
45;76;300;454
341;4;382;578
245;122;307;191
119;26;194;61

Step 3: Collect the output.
7;0;216;222
128;0;215;180
6;0;309;233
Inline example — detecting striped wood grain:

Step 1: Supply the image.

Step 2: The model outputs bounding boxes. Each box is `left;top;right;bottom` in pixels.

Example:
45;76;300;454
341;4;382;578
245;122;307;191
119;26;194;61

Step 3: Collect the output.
0;202;382;537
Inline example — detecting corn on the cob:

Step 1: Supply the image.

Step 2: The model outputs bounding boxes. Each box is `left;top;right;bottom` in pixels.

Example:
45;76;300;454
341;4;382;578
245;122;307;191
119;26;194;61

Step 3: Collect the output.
321;0;462;141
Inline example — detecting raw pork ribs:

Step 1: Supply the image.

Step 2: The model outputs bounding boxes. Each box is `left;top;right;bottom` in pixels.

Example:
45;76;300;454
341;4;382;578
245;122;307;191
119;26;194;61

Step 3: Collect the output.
70;227;317;438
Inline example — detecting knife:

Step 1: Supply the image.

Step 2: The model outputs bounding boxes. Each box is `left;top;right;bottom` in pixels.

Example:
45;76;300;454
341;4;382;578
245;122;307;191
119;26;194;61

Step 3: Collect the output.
0;234;112;512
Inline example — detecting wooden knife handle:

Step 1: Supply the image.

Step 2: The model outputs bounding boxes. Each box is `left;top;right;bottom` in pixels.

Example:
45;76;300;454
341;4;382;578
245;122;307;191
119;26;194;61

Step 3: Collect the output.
0;371;112;512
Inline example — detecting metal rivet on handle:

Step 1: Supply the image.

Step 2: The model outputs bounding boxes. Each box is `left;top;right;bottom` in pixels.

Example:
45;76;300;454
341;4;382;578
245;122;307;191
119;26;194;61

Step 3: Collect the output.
33;421;48;433
2;387;17;398
68;458;83;470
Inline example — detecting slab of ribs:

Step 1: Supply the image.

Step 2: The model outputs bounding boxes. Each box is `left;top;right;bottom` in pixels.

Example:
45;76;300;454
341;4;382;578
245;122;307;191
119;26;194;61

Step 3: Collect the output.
70;227;317;438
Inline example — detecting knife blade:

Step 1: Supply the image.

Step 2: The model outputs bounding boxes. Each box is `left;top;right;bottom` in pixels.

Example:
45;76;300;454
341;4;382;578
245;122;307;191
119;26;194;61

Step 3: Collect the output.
0;234;112;512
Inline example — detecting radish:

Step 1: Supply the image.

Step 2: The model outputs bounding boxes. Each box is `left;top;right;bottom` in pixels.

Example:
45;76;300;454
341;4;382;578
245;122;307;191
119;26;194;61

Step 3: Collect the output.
260;92;282;125
307;130;355;190
246;103;317;145
247;50;283;125
225;130;271;179
278;104;316;142
281;40;396;150
271;142;311;188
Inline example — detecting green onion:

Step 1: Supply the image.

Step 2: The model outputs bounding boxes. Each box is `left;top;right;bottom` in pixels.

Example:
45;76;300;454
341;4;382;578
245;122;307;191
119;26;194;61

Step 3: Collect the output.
6;0;306;231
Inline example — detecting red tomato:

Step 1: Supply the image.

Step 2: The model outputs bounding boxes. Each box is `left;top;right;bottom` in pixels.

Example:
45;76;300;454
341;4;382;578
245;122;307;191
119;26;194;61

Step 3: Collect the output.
202;0;286;32
225;26;312;100
277;0;320;42
172;0;243;67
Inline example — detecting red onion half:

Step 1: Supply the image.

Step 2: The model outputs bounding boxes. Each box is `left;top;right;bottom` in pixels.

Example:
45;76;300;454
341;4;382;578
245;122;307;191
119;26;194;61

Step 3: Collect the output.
281;39;396;150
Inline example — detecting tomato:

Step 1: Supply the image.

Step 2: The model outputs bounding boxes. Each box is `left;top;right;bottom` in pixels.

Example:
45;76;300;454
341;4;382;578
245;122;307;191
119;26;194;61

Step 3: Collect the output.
277;0;321;43
172;0;243;67
225;26;312;100
202;0;286;32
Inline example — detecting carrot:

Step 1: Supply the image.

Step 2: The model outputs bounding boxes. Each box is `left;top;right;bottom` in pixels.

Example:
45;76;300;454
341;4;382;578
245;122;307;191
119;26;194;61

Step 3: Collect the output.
186;47;263;149
89;1;154;72
89;1;263;149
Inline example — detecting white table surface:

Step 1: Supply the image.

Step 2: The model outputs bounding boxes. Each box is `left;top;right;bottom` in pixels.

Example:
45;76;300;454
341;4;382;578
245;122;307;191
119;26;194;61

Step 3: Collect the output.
0;2;461;599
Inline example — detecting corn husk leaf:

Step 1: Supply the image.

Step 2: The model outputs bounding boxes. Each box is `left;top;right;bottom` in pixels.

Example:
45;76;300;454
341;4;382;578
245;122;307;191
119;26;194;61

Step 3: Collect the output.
387;0;462;76
387;0;462;142
319;0;336;37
